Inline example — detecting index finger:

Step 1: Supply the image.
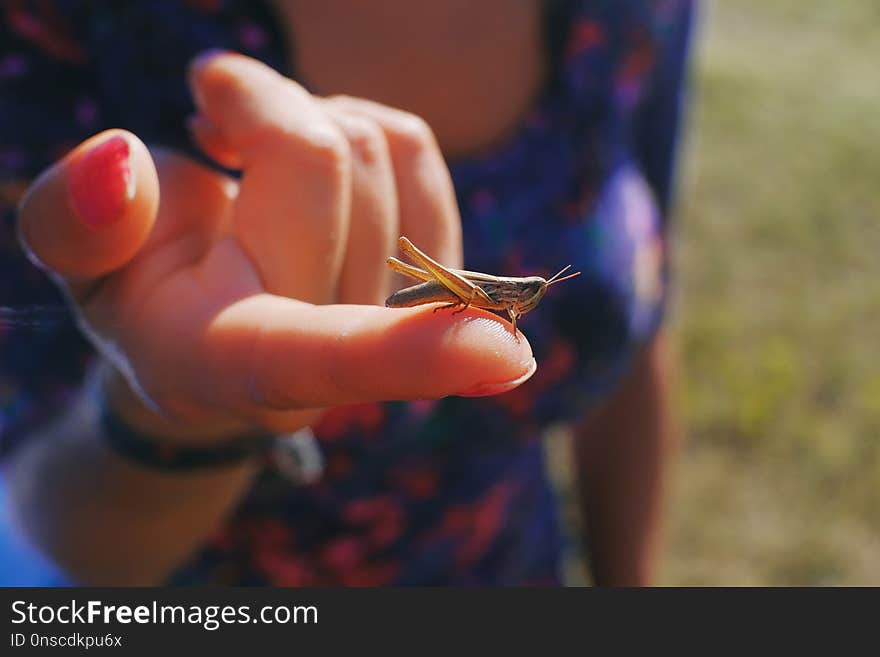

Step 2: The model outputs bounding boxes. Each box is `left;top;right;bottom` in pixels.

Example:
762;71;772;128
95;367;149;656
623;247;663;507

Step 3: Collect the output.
202;296;537;412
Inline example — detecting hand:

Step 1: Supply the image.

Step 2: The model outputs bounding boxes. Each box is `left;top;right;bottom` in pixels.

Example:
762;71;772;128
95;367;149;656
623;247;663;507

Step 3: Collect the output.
16;52;535;443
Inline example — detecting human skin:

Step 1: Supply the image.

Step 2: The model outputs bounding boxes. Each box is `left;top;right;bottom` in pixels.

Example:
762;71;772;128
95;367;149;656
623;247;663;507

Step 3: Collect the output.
4;1;675;585
575;334;676;586
6;53;535;584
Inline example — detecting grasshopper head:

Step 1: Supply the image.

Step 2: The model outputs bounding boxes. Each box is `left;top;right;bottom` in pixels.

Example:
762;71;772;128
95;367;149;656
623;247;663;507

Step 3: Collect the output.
512;277;548;316
512;266;582;317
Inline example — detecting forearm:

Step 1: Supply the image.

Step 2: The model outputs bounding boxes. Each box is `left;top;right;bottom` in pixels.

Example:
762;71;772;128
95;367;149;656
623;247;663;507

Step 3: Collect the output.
2;368;259;585
573;333;677;586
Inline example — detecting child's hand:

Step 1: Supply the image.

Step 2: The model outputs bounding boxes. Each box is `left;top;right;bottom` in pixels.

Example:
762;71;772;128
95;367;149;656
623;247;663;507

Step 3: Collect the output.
16;52;535;443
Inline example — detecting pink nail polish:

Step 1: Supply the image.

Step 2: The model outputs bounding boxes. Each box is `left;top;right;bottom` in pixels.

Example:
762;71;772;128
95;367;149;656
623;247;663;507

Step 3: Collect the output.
68;134;134;230
457;359;538;398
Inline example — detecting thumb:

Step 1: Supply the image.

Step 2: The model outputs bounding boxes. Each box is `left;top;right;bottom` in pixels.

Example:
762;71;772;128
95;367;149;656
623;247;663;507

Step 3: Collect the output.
17;129;159;284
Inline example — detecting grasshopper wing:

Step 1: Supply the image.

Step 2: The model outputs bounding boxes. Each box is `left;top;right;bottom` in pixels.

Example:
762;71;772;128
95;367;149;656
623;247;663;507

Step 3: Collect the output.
397;237;495;305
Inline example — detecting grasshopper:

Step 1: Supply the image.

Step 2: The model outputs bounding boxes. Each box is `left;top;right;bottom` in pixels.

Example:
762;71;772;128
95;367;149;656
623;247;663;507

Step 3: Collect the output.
385;236;581;334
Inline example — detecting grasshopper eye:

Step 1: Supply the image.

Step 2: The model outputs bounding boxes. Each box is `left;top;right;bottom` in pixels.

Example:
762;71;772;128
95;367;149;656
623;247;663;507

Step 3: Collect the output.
515;279;547;314
525;280;545;300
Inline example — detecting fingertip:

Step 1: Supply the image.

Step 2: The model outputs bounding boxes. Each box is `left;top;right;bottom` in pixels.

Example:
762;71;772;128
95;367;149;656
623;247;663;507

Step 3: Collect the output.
18;129;158;280
455;357;537;397
187;114;243;170
67;131;135;230
187;49;232;109
185;50;314;158
188;48;231;77
425;311;536;395
66;129;158;230
323;305;537;403
187;50;274;114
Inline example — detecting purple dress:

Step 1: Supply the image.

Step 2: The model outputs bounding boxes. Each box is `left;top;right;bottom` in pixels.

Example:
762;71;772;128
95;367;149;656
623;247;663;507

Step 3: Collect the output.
0;0;694;585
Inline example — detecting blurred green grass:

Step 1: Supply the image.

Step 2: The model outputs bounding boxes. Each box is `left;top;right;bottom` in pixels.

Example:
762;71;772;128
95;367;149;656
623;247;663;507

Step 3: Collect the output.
661;0;880;585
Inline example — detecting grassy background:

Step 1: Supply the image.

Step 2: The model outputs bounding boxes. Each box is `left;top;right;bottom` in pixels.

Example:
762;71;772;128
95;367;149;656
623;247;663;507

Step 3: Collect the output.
657;0;880;584
547;0;880;586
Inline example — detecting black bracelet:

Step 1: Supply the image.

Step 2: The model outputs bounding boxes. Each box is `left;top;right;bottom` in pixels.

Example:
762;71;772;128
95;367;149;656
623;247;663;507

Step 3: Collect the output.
99;404;277;471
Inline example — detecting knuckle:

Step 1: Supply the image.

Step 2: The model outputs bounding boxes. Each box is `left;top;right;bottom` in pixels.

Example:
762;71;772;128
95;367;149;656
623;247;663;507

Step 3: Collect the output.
290;122;351;180
324;93;358;108
247;120;351;189
251;120;350;170
390;112;437;158
298;121;350;163
341;117;386;166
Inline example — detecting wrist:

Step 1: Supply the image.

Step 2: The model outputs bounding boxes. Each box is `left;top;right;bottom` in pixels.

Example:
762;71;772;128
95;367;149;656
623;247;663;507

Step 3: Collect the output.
94;363;324;482
99;365;252;446
95;365;277;471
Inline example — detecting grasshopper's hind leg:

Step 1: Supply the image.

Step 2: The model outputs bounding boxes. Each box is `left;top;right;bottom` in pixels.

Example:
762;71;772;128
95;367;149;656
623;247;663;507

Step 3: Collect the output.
452;287;488;315
433;288;479;315
433;301;461;313
451;289;478;315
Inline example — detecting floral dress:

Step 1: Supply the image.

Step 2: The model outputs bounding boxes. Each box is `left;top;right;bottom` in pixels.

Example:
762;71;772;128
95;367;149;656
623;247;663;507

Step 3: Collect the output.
0;0;694;585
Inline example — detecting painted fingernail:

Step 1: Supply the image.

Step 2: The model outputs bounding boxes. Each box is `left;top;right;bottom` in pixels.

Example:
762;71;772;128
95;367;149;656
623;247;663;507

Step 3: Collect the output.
456;358;537;397
68;134;134;230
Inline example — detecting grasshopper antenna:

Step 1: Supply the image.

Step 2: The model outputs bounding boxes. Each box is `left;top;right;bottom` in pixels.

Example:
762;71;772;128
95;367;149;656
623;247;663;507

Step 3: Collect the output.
546;265;582;286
